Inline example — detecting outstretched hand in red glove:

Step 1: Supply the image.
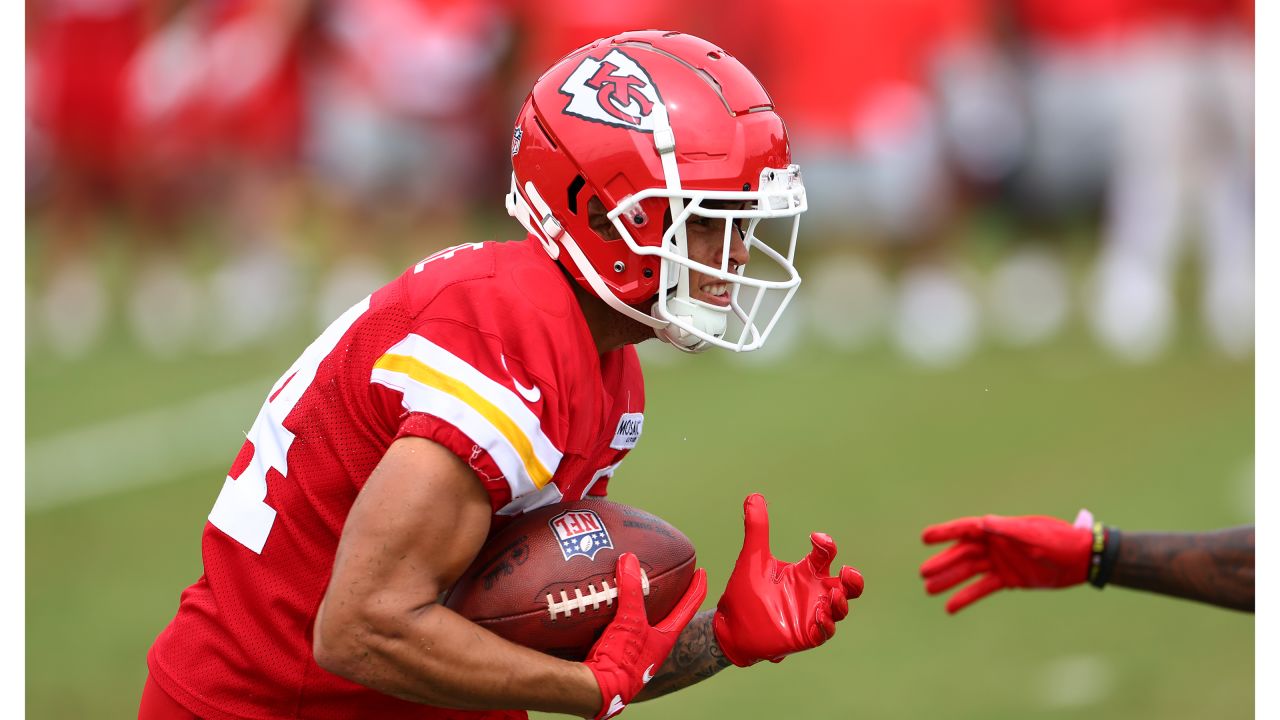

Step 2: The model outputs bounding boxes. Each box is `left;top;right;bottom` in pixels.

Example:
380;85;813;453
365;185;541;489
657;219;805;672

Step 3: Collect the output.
920;514;1092;614
584;552;707;720
713;494;865;667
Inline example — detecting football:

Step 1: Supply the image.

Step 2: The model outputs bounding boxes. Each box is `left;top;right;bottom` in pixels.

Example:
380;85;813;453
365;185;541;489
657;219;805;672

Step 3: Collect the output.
443;498;698;661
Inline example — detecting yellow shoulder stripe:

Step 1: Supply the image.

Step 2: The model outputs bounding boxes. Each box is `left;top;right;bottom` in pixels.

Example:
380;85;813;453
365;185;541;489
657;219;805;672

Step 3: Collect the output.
373;353;554;488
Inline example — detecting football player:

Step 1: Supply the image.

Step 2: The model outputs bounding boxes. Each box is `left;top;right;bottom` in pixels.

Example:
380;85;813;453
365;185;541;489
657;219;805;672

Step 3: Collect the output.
141;31;864;720
919;511;1254;614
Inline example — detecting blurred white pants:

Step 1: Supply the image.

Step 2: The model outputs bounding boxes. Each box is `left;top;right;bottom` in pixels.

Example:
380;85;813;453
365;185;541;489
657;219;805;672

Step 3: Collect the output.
1096;24;1253;359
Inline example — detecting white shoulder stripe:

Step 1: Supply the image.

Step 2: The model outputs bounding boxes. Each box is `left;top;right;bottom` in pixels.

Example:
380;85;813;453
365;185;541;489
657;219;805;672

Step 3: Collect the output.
372;334;563;497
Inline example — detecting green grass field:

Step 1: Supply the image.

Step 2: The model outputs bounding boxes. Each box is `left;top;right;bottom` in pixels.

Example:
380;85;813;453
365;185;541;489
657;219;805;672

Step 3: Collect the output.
26;255;1253;719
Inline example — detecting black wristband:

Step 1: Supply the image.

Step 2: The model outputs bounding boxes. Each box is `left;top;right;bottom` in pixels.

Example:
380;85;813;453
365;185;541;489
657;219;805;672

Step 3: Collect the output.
1089;526;1122;589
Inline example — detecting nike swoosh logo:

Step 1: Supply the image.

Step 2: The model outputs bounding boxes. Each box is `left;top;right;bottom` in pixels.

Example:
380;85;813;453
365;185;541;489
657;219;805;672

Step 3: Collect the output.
642;664;655;684
500;354;541;403
604;694;627;719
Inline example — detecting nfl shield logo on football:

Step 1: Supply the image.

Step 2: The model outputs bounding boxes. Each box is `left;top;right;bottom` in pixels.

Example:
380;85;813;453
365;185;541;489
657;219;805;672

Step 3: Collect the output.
549;509;613;561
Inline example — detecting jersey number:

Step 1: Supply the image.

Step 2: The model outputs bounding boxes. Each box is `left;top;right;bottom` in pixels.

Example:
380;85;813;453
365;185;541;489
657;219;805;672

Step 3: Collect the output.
208;296;371;553
413;242;484;273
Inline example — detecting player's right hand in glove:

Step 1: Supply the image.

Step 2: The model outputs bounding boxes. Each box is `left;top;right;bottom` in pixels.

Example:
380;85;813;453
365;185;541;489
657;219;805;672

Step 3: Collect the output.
713;494;865;667
920;514;1092;613
583;552;706;720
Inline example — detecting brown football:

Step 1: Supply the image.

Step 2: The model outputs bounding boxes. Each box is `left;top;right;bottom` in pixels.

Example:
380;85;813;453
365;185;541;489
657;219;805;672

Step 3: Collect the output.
443;498;697;661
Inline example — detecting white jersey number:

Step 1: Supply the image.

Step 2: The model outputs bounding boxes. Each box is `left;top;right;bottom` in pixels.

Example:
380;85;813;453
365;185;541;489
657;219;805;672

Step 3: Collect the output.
208;296;371;553
413;242;484;274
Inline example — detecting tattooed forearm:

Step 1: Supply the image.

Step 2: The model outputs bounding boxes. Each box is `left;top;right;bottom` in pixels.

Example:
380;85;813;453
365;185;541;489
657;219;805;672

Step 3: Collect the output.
634;610;732;701
1110;525;1254;612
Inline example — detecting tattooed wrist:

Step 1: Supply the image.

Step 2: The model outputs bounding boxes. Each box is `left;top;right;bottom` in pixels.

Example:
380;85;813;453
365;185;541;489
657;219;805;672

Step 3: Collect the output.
634;610;731;700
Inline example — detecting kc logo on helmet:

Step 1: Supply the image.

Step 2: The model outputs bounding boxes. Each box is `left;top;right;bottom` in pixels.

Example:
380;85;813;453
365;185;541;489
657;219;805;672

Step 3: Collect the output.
549;509;614;561
559;49;665;133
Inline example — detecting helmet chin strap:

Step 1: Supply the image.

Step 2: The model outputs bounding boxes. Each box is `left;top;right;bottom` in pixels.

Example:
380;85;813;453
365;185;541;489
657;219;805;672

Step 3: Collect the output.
509;174;667;332
647;115;729;353
506;173;565;262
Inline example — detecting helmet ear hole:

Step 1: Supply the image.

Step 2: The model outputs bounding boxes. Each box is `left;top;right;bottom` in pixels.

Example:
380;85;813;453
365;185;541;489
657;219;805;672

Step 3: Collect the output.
586;196;621;240
566;175;586;214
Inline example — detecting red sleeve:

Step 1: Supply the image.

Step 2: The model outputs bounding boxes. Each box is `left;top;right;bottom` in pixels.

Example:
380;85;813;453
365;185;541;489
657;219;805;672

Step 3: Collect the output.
395;412;514;512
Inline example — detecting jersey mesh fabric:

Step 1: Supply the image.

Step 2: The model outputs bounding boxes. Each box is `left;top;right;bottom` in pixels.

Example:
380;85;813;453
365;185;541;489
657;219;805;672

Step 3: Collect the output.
147;237;645;719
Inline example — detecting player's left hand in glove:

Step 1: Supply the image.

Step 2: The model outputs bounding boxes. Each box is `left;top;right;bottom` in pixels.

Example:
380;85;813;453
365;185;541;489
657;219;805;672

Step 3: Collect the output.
919;514;1092;613
712;493;865;667
583;552;707;720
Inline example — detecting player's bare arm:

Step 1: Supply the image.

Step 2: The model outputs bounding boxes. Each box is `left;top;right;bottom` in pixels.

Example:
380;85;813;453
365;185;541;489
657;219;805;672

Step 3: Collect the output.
1110;526;1254;612
921;514;1255;613
313;436;600;716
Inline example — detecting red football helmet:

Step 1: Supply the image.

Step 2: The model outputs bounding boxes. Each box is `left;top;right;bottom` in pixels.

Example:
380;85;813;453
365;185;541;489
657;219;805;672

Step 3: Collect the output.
506;30;805;352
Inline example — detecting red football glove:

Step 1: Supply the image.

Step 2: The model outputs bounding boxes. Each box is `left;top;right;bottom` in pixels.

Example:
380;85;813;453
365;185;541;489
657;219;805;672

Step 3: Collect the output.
920;514;1092;614
712;494;865;667
584;552;707;720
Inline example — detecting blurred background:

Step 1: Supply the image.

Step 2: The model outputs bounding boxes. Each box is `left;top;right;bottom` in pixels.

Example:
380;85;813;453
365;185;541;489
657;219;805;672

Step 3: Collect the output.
24;0;1254;718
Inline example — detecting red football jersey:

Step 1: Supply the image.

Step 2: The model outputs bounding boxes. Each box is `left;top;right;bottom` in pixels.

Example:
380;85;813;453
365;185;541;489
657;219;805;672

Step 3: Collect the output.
147;237;647;720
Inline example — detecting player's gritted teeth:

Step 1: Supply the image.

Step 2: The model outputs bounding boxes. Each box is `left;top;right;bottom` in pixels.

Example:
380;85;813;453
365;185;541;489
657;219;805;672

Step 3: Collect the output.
698;282;732;307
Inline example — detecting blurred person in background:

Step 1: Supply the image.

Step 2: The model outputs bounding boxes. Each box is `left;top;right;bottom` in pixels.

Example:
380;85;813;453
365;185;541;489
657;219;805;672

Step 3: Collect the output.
942;0;1131;357
118;0;311;356
27;0;151;358
1001;0;1128;227
116;0;218;357
901;0;1131;356
186;0;312;353
919;511;1253;613
1087;0;1253;363
140;31;864;720
1000;0;1253;363
303;0;515;330
29;0;315;359
732;0;995;366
